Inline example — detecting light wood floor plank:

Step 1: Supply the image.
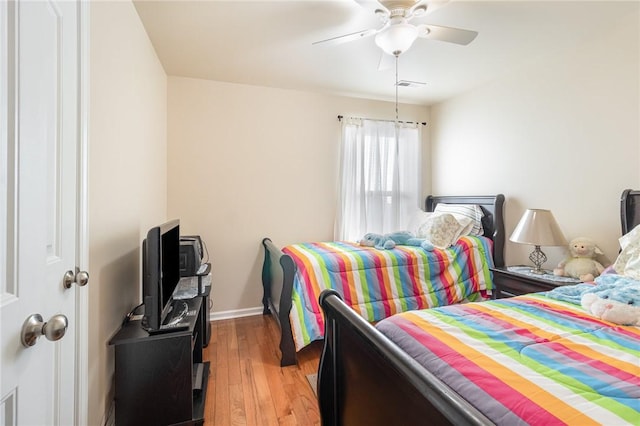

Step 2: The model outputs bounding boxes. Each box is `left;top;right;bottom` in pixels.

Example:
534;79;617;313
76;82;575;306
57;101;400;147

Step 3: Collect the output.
203;314;321;425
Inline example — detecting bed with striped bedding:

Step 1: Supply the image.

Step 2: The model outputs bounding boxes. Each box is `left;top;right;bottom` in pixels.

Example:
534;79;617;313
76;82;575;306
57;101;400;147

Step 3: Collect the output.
374;293;639;424
316;190;639;424
284;236;495;350
262;194;505;366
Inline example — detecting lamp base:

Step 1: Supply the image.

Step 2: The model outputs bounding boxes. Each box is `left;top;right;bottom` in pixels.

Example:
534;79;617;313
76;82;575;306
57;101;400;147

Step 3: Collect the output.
528;245;547;275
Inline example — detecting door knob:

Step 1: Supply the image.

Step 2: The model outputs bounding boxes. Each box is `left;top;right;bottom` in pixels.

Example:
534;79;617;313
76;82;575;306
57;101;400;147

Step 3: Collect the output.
21;313;69;347
63;267;89;289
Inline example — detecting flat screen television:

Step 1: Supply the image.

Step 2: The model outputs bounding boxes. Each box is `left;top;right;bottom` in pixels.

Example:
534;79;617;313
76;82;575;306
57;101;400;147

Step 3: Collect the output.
142;219;181;332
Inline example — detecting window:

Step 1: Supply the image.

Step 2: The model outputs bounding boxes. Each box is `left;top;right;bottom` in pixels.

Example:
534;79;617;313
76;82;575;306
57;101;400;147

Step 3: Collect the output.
335;118;421;241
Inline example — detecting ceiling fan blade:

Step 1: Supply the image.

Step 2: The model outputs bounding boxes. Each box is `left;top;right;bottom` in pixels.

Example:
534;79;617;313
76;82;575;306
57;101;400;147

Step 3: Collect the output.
416;24;478;45
377;52;395;71
312;28;377;46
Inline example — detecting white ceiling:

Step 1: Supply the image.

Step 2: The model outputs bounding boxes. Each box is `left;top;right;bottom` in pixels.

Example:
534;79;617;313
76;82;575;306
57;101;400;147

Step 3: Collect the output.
133;0;638;105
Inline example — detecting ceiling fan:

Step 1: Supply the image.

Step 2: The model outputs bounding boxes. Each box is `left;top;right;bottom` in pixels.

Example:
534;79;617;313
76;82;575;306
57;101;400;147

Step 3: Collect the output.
313;0;478;57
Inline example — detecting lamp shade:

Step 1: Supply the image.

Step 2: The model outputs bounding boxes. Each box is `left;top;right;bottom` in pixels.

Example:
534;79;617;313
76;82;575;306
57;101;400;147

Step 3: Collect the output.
375;23;418;56
510;209;567;247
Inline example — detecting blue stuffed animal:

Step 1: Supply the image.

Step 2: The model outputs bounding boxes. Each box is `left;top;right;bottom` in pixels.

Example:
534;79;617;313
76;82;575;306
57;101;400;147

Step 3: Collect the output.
548;275;640;325
359;233;396;250
359;231;434;251
390;231;435;251
581;278;640;326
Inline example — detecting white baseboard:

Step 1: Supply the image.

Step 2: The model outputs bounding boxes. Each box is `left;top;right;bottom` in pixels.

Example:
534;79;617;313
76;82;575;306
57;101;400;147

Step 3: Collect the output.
209;306;264;321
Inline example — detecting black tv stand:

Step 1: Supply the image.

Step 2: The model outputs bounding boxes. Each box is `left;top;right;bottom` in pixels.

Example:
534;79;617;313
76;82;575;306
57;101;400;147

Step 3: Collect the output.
109;296;209;425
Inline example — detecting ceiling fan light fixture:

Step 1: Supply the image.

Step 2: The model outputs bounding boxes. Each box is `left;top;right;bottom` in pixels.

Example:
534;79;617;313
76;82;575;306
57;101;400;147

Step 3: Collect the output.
375;22;418;56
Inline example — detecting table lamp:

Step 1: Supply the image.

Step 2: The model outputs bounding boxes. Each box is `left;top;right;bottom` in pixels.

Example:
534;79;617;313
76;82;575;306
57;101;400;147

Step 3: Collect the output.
509;209;567;274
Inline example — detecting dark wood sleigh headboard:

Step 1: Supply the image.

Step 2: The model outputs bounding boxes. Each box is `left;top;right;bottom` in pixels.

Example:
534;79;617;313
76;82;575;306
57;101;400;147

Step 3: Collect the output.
620;189;640;234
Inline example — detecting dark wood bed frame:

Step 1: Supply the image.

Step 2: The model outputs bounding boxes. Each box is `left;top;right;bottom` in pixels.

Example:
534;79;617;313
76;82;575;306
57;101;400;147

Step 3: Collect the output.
620;189;640;234
261;194;505;366
316;189;638;425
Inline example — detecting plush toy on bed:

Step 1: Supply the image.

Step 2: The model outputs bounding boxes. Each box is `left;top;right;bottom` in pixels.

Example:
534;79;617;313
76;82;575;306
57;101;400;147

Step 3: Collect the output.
580;279;640;326
359;231;434;251
548;275;640;325
553;237;606;282
359;231;406;250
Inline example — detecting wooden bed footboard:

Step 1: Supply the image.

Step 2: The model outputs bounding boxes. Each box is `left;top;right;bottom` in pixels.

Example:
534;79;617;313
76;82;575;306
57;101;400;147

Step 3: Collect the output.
318;289;493;426
261;237;297;366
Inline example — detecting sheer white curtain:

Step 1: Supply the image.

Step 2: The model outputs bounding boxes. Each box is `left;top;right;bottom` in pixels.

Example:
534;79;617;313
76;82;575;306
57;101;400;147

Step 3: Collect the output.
335;118;422;241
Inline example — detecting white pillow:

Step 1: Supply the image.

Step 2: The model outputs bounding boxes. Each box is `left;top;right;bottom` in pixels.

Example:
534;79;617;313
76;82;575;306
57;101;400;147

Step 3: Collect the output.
613;224;640;279
416;213;470;249
433;204;484;236
407;209;434;236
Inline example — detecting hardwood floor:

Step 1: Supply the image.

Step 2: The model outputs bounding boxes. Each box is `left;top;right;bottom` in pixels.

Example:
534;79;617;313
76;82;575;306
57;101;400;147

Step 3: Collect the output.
203;314;322;426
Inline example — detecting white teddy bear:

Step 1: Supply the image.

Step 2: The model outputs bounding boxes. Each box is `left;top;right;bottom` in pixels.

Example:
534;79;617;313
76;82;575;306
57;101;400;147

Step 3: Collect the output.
554;237;605;282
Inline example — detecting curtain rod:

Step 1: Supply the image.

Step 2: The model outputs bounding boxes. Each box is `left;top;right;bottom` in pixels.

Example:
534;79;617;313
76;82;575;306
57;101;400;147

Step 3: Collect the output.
337;115;427;126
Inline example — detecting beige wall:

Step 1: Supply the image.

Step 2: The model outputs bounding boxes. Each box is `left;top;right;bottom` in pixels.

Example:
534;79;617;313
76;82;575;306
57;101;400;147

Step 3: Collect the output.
86;2;639;423
430;10;640;268
89;2;167;424
167;77;429;314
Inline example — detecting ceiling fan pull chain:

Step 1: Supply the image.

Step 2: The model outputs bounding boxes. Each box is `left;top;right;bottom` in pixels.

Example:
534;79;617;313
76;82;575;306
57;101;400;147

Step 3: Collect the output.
395;54;399;122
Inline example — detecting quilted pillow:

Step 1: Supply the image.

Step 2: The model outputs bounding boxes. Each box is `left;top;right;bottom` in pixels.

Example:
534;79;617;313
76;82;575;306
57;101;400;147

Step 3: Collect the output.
433;203;484;236
416;213;471;249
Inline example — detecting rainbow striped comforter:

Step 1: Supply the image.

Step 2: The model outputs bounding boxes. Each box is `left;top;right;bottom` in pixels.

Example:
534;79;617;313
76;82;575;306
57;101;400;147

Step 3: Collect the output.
283;236;495;350
376;293;640;425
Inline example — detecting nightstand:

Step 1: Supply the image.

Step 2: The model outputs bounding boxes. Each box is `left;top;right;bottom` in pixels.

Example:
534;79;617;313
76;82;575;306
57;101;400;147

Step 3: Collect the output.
490;265;581;298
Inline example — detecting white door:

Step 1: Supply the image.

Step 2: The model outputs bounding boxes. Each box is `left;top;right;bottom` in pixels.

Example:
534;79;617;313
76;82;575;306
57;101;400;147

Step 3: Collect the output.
1;1;86;425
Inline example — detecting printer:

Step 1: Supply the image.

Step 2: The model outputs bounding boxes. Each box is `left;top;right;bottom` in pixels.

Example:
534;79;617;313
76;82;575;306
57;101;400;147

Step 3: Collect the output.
179;235;203;277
